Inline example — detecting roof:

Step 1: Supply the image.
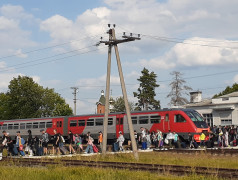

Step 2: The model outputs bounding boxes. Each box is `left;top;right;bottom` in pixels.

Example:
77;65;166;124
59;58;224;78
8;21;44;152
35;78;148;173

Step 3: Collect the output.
218;91;238;98
96;94;105;106
185;99;212;107
185;91;238;108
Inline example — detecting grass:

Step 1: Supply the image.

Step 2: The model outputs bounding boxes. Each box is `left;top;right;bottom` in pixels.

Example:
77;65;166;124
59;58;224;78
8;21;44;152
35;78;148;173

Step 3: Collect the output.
0;165;224;180
0;151;236;180
69;151;238;169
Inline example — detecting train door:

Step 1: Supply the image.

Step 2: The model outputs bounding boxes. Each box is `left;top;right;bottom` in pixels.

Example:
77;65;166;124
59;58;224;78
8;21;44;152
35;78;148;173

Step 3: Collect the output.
55;119;63;135
162;113;170;132
116;115;124;138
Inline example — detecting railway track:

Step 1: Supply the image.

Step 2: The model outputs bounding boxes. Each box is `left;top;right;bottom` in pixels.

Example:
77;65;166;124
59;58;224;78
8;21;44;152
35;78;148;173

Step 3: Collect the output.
2;158;238;179
154;148;238;155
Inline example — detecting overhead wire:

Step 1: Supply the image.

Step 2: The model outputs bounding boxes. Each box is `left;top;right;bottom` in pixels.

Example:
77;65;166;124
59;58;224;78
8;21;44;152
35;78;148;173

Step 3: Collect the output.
0;46;108;73
141;34;238;49
0;33;106;61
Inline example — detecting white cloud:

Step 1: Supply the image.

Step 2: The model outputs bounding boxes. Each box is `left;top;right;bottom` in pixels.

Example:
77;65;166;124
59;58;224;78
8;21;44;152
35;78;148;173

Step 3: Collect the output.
15;49;28;58
76;74;120;90
40;15;73;41
0;4;34;21
0;72;25;91
233;74;238;83
0;5;37;57
168;37;238;67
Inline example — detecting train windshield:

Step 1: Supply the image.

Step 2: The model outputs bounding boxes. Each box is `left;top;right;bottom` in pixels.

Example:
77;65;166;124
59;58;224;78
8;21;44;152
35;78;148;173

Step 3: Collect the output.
185;111;204;122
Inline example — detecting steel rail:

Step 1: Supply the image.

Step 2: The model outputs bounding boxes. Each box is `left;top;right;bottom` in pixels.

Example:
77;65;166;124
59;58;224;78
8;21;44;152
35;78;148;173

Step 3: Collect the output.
154;148;238;155
2;158;238;179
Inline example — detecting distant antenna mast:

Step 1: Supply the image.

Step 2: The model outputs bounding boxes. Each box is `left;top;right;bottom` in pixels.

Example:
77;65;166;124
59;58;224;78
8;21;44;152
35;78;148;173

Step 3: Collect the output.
71;87;79;115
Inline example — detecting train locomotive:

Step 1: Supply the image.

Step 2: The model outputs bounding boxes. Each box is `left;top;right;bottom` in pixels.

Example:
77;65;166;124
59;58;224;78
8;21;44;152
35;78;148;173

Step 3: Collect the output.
0;109;209;142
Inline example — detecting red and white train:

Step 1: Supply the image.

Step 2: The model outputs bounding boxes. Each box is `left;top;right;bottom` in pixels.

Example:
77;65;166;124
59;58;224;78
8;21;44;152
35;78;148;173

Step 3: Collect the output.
0;109;209;142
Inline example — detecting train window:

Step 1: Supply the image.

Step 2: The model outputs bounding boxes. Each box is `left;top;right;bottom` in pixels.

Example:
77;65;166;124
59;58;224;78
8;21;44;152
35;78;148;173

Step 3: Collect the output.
87;119;94;126
57;121;62;127
20;123;25;129
139;116;149;124
8;124;13;130
165;114;169;121
14;123;19;129
39;122;45;128
70;120;77;127
78;120;85;126
26;123;32;129
132;116;137;124
150;115;161;123
2;124;7;130
33;122;39;129
96;118;103;126
174;114;186;123
108;118;113;125
46;122;52;128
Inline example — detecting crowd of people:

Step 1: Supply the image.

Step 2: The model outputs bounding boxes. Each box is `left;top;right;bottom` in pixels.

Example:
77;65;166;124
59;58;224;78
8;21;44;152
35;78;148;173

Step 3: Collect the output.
1;125;238;157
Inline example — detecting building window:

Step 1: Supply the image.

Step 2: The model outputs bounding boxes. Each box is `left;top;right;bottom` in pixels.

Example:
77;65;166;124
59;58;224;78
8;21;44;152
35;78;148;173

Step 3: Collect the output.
203;114;213;127
222;97;229;101
221;119;232;125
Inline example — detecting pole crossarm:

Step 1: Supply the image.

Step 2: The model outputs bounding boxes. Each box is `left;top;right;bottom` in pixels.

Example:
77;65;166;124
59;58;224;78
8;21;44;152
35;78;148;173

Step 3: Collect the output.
99;30;140;46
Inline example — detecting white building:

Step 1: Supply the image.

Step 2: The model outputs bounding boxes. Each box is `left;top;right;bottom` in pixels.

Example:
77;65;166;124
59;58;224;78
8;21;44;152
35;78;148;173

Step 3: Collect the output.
185;91;238;127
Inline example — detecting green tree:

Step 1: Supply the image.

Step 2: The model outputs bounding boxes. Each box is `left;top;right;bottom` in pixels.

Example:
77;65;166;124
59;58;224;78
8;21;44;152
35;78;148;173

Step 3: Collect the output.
110;97;134;112
213;83;238;98
167;71;192;106
0;76;73;120
0;93;10;120
133;68;160;110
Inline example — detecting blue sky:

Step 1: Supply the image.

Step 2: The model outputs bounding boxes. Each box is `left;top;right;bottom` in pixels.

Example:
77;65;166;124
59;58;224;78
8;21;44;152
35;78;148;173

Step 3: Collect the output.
0;0;238;115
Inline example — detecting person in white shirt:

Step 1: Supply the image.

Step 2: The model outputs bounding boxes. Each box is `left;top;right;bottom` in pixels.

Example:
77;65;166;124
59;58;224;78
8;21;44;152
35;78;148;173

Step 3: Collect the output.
166;130;174;149
117;131;125;151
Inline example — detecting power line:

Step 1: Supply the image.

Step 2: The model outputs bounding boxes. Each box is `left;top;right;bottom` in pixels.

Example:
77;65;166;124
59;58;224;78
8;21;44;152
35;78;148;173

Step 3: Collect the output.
0;46;107;73
0;33;106;61
2;44;96;70
55;70;238;92
141;34;238;49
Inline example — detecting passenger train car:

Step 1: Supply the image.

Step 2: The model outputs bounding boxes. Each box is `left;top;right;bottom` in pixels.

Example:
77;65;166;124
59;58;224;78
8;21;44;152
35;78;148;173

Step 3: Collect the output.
0;109;209;142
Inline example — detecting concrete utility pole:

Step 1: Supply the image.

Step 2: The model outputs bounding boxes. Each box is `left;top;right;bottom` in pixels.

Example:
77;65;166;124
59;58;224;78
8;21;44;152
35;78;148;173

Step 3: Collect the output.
99;24;140;160
71;87;78;115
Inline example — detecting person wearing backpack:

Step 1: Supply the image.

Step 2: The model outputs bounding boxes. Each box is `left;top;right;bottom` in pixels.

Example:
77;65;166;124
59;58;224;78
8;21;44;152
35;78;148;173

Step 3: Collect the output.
41;129;49;155
53;129;60;155
68;130;76;154
85;132;94;153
